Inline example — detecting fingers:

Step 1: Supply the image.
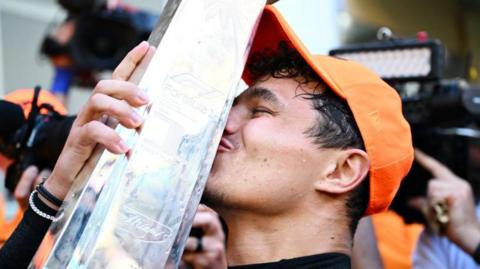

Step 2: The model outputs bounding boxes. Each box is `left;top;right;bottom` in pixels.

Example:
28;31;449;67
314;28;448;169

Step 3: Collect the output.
35;169;51;187
192;211;224;238
41;42;152;203
197;204;216;213
14;166;39;203
14;167;51;210
78;93;145;128
427;176;473;206
182;253;211;269
414;149;457;180
112;41;150;81
77;120;129;154
182;236;226;268
93;80;149;107
185;237;201;252
182;207;227;269
182;250;226;269
408;196;429;215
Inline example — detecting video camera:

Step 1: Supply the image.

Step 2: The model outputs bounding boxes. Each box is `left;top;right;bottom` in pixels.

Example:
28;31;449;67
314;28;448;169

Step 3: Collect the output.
330;30;480;224
0;87;75;193
40;0;157;82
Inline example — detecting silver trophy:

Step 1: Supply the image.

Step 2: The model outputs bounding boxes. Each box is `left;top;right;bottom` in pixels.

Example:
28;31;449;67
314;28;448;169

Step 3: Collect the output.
30;0;266;268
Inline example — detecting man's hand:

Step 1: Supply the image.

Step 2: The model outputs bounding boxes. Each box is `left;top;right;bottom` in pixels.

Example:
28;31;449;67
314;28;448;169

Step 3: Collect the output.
410;149;480;255
14;166;51;210
182;205;227;269
43;41;152;201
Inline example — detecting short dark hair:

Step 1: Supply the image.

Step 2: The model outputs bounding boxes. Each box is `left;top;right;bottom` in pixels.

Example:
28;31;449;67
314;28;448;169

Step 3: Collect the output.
247;42;369;236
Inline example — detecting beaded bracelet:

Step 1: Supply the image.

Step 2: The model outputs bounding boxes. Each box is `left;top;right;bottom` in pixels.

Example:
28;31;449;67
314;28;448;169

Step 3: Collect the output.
29;190;64;222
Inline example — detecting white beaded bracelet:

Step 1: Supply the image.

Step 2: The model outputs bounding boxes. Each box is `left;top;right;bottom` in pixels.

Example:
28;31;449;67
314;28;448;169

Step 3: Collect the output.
29;190;64;222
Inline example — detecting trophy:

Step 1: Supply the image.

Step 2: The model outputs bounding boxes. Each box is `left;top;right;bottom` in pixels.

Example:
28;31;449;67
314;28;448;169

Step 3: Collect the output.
30;0;266;268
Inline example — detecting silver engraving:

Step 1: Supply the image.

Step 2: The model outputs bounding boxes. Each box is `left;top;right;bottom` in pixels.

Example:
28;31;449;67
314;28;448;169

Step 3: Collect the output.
30;0;266;268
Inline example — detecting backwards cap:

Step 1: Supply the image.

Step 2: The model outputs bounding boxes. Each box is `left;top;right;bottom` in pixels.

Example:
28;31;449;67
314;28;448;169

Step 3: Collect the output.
242;5;414;215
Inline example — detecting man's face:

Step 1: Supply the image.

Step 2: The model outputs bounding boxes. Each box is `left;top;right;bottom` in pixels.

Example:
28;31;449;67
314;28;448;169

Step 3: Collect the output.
204;76;337;215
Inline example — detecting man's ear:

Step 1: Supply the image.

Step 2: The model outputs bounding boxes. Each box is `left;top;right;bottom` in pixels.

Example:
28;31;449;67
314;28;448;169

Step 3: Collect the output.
315;149;370;194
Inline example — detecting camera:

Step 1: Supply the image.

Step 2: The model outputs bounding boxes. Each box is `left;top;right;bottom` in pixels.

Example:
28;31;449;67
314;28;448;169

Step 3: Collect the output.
0;87;75;193
41;0;157;77
330;33;480;224
391;79;480;224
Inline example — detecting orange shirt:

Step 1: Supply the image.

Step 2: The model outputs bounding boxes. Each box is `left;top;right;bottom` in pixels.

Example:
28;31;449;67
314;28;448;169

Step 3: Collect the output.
1;88;67;246
372;210;423;269
0;195;23;246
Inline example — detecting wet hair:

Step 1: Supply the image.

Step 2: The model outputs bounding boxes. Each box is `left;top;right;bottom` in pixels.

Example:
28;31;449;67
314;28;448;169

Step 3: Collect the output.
246;41;369;236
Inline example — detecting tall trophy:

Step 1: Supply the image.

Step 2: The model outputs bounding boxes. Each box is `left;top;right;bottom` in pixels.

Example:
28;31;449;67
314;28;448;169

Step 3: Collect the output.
30;0;266;268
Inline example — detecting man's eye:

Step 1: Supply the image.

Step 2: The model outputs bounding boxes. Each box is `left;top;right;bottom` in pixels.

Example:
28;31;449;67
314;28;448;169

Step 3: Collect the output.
251;107;273;116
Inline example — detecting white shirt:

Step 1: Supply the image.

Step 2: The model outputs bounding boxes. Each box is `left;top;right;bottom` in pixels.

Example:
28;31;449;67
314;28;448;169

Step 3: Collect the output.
413;205;480;269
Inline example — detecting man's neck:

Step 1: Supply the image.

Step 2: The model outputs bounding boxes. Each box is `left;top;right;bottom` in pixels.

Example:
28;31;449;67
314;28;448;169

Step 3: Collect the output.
222;207;352;266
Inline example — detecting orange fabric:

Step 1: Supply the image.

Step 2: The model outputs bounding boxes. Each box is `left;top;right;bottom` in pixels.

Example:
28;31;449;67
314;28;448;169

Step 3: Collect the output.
372;211;423;269
0;195;23;246
4;88;67;117
0;88;66;245
0;110;21;245
242;6;414;215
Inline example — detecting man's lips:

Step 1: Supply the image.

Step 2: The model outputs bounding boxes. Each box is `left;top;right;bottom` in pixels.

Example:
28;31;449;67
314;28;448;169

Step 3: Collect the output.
217;137;234;152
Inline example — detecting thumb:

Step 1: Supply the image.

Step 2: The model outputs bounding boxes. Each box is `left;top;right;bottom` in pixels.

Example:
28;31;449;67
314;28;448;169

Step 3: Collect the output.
14;166;39;199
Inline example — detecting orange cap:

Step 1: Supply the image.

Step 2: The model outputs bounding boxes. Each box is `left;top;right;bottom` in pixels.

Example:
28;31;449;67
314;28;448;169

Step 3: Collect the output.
242;6;414;215
4;88;67;117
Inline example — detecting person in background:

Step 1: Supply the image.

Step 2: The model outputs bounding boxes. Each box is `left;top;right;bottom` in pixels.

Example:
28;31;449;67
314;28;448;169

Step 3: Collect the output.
0;89;66;246
352;217;385;269
411;150;480;268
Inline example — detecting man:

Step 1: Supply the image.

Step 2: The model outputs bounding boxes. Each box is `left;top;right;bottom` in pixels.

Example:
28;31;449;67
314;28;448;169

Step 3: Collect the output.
0;89;65;246
1;5;413;268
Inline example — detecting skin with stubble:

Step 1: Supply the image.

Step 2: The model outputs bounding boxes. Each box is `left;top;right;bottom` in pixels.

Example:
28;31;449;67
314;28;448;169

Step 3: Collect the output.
43;42;370;267
204;77;370;266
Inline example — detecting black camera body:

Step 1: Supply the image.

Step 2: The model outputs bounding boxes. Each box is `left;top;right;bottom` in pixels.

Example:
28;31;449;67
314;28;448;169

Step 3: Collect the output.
41;0;158;72
391;79;480;224
69;8;156;70
0;88;75;193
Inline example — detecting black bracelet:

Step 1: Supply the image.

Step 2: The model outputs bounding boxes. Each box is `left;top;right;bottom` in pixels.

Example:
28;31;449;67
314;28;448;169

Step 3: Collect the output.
474;242;480;265
35;179;63;207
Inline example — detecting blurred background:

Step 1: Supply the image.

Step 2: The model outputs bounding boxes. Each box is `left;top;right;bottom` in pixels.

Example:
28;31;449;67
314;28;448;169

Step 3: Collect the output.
0;0;478;113
1;2;480;267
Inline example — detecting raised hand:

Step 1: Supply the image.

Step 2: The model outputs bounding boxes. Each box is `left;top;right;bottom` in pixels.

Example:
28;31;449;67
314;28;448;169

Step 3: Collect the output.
43;41;152;201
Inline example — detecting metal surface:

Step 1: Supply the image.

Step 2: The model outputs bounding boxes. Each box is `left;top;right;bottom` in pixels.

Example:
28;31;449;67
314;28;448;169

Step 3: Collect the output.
30;0;265;268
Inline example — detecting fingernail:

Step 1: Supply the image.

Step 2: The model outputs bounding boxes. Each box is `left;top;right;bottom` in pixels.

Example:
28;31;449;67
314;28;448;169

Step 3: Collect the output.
28;166;39;175
118;140;129;152
131;111;143;124
138;91;149;103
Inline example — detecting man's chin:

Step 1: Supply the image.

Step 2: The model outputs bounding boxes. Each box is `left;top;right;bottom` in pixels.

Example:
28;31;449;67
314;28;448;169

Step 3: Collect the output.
210;153;223;175
201;185;225;210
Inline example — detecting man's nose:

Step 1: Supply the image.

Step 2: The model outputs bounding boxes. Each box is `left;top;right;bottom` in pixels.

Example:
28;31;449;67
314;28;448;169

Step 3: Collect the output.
223;106;243;135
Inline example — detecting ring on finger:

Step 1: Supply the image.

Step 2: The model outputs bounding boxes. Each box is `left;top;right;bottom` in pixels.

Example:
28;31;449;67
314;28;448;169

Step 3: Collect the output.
194;236;203;253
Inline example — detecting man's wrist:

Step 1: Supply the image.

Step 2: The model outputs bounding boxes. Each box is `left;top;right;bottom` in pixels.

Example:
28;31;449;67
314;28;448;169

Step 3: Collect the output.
37;192;60;211
43;173;71;201
453;222;480;256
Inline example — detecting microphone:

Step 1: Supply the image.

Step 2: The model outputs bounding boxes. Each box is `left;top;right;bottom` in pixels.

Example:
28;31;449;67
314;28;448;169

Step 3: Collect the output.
0;100;26;142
